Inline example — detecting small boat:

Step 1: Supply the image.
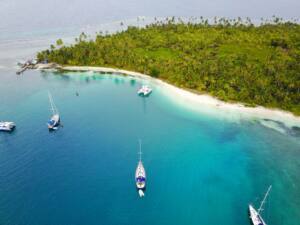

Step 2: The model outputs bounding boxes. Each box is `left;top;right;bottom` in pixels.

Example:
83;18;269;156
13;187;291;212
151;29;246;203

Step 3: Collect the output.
47;92;60;130
135;140;146;197
138;85;152;96
0;122;16;132
249;185;272;225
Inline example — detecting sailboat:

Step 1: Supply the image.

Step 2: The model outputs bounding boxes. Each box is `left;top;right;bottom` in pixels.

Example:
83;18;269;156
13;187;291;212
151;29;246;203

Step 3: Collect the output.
47;92;60;130
249;185;272;225
135;140;146;197
137;85;152;97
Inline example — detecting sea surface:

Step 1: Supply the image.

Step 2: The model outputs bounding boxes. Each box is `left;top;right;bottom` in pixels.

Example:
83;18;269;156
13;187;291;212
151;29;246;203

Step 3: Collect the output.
0;1;300;224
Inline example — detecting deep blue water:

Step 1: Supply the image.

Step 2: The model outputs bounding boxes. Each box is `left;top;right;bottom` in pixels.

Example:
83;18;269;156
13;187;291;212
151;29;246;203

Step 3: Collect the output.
0;69;300;225
0;2;300;224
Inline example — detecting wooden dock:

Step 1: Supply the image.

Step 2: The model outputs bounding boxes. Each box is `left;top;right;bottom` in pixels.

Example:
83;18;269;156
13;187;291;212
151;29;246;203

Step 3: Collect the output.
16;65;30;75
16;60;37;75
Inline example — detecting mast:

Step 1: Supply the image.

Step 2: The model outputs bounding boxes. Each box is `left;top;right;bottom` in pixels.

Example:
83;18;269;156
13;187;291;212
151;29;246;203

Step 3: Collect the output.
138;139;142;162
48;91;58;115
136;139;145;197
258;185;272;214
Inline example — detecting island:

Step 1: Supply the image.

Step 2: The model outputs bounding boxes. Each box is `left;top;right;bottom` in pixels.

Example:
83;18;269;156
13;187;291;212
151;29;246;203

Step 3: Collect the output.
37;18;300;115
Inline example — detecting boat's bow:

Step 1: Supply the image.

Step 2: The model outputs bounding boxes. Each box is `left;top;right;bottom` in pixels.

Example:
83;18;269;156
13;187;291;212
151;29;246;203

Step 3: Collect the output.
249;204;266;225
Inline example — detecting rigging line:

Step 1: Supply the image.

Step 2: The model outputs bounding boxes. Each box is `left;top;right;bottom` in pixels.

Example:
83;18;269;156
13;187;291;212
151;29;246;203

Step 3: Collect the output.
258;185;272;214
138;139;142;162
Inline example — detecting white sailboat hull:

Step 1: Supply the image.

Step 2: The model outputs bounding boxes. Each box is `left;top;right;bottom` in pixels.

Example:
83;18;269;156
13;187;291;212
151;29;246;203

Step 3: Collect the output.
135;140;146;197
47;114;60;130
135;161;146;190
249;204;266;225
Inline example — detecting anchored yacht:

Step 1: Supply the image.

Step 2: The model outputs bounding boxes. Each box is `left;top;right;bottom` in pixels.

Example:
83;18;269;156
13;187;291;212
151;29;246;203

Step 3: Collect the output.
249;185;272;225
0;122;16;132
138;85;152;96
47;92;60;130
135;140;146;197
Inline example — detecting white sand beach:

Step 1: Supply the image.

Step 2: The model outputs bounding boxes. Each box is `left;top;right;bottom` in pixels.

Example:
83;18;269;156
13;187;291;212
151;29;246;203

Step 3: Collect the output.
37;64;300;129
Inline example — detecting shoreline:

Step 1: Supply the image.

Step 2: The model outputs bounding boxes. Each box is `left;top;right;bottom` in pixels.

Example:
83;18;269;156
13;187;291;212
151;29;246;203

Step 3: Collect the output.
36;64;300;128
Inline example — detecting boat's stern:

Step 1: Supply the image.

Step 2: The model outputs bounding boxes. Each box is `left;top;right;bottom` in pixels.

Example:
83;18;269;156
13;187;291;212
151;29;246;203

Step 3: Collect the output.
47;114;60;130
136;177;146;197
136;176;146;190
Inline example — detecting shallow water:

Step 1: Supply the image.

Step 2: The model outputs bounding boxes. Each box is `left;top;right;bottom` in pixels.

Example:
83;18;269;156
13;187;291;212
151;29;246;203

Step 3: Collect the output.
0;2;300;224
0;69;299;225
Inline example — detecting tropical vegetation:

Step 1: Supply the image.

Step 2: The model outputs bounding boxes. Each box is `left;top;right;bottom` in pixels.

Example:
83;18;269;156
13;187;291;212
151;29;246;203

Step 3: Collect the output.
37;18;300;115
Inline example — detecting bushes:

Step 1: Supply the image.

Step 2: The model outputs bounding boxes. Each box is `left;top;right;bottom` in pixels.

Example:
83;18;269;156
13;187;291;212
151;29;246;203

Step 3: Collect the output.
150;67;160;77
270;38;289;49
37;20;300;115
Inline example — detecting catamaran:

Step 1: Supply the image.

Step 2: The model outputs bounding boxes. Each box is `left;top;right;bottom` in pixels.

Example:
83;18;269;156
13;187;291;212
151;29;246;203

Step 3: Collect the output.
135;140;146;197
249;185;272;225
138;85;152;96
47;92;60;130
0;122;16;132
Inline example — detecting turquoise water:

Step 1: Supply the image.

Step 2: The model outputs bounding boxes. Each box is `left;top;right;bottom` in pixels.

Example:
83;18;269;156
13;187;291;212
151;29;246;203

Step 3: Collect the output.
0;3;300;223
0;69;299;225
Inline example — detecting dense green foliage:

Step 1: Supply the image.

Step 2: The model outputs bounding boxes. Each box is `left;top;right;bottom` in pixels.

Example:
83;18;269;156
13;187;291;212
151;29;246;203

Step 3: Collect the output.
37;19;300;115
